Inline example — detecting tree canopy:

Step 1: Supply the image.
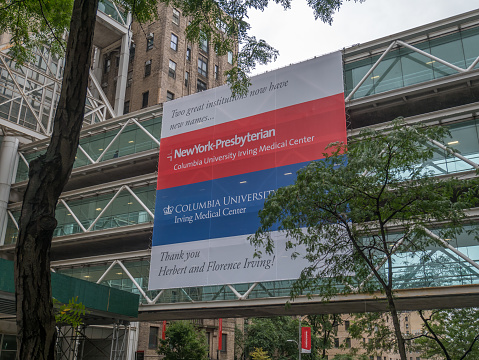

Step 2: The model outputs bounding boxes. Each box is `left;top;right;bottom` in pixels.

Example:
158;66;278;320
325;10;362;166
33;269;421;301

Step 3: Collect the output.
158;321;209;360
250;120;479;360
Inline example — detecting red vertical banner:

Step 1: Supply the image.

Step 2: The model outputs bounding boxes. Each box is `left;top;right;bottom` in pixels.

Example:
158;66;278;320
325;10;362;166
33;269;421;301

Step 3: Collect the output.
162;321;167;340
218;318;223;351
301;327;311;353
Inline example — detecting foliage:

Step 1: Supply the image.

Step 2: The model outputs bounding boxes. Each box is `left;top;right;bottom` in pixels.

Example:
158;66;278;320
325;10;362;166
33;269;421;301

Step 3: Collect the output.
0;0;73;63
53;296;87;328
305;314;342;359
411;308;479;360
242;317;299;360
250;119;479;360
0;0;365;94
158;321;209;360
250;347;272;360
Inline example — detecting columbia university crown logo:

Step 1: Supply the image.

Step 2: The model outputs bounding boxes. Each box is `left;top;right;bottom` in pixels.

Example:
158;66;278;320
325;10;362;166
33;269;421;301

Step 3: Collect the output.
163;205;174;215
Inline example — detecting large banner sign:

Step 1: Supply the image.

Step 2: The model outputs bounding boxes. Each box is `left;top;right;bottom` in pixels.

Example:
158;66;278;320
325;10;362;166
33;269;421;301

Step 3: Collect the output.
148;52;346;290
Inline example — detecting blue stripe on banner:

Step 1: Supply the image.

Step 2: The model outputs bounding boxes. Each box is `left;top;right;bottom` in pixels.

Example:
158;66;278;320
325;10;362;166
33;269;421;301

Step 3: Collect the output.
152;161;314;246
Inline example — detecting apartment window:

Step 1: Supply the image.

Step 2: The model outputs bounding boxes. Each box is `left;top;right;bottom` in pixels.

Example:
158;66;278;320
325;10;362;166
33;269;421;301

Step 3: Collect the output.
169;60;176;78
142;91;149;108
334;338;339;348
147;34;154;51
197;79;207;92
200;36;208;53
345;338;351;348
104;57;110;73
345;321;350;330
144;60;151;77
127;71;133;87
185;71;189;87
405;316;409;322
172;8;180;25
198;55;208;77
123;101;130;114
220;334;227;352
186;46;191;61
166;91;174;101
405;323;409;329
148;326;159;349
214;65;219;80
377;357;382;360
115;56;120;67
227;51;233;64
170;33;178;51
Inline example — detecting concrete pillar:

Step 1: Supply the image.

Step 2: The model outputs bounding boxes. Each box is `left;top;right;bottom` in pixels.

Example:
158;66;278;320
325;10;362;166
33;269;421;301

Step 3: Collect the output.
114;13;132;116
0;137;19;245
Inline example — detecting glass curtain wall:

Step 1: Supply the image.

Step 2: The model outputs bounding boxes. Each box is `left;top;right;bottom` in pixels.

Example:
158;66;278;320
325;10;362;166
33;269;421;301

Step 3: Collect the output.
344;26;479;99
15;116;162;182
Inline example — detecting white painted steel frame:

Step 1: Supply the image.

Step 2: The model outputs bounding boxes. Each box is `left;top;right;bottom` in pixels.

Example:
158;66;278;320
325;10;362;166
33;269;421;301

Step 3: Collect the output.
344;39;479;102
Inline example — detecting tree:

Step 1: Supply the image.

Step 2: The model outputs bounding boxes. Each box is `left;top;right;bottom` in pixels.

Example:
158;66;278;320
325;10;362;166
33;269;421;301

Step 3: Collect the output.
250;120;479;360
241;317;299;360
411;308;479;360
305;314;343;360
158;321;209;360
250;348;272;360
1;0;364;358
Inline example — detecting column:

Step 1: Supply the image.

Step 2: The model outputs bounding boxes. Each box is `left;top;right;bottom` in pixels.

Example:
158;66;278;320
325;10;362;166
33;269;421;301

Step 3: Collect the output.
0;136;19;245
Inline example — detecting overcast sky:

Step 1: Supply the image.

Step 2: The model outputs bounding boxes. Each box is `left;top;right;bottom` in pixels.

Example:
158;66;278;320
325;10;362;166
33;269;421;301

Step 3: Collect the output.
247;0;478;75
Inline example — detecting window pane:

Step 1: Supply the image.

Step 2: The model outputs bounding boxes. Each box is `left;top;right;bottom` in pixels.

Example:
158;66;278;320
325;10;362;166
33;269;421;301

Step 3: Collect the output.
400;45;434;87
430;33;466;78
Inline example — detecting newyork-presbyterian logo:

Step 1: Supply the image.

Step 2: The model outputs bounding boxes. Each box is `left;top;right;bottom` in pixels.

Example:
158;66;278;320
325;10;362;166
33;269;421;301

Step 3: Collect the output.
163;205;174;215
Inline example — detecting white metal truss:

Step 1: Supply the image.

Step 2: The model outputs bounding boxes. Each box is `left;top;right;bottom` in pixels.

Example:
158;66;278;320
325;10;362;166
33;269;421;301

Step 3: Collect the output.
7;184;153;233
0;49;115;140
345;39;479;102
19;117;159;171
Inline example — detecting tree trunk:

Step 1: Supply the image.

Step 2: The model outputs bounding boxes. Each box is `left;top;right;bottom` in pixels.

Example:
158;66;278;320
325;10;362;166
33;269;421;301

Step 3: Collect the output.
386;289;407;360
14;0;98;359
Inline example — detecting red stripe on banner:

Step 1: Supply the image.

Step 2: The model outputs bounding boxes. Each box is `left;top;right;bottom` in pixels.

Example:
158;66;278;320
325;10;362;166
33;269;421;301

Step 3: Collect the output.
157;93;346;190
162;321;166;340
301;327;311;352
218;318;223;351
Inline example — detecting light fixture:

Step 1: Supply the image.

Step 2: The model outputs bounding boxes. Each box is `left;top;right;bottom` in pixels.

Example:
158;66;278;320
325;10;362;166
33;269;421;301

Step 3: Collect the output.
128;140;134;143
84;275;90;278
116;272;123;275
128;202;133;205
284;172;292;175
447;140;459;145
67;213;72;216
445;238;452;241
426;60;436;65
239;181;247;184
371;75;380;79
98;148;103;151
96;207;102;211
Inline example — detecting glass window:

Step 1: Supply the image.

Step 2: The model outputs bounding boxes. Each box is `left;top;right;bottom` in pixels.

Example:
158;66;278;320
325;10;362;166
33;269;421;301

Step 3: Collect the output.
430;33;466;78
200;36;208;53
220;333;227;352
168;60;176;78
227;51;233;64
123;101;129;114
399;45;434;87
198;55;208;77
104;57;110;73
166;91;174;101
345;338;351;348
147;34;154;51
129;43;135;59
370;53;404;93
214;64;219;79
186;46;191;61
172;8;180;25
334;338;339;348
185;71;189;87
144;60;151;77
345;320;350;330
148;326;159;349
462;27;479;69
142;91;149;108
170;33;178;51
197;79;207;92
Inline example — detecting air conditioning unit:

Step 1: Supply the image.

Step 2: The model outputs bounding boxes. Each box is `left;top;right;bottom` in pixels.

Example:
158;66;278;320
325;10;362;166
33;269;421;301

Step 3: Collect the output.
147;33;154;39
102;82;108;87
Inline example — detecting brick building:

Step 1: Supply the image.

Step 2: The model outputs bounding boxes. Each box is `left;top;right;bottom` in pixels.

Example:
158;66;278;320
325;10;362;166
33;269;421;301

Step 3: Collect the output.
97;3;235;115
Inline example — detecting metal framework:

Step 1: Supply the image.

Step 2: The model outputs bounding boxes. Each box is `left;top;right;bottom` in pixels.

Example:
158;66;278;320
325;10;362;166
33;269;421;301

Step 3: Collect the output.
345;39;479;102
